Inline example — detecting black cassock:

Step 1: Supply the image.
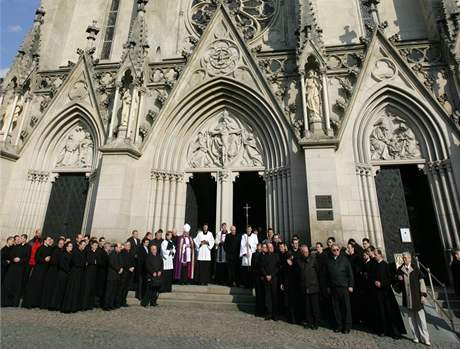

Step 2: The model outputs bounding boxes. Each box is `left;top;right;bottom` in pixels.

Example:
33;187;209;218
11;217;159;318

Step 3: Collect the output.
22;245;53;308
117;249;135;307
142;253;163;306
81;249;99;310
61;248;85;313
136;245;149;300
41;247;63;309
103;251;123;310
1;245;13;284
1;244;29;307
49;251;71;310
95;247;108;304
372;260;406;337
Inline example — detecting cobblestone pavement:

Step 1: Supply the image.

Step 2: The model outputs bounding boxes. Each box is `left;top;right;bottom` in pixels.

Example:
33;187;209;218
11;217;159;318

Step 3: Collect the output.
1;304;458;349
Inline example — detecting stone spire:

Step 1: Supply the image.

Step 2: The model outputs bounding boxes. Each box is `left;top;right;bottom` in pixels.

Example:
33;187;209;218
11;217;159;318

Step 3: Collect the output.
4;6;45;88
297;0;324;54
120;0;150;84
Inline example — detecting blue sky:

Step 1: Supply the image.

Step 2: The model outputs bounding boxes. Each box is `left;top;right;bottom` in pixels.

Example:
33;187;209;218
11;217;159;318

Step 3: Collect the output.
1;0;40;77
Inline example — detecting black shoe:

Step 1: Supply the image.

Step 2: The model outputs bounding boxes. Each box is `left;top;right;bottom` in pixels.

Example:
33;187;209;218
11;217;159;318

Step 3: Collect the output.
264;316;271;321
334;328;342;333
311;325;318;330
342;329;350;334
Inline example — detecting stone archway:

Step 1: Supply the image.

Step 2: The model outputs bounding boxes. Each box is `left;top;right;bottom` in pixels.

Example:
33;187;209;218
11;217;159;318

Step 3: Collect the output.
353;89;460;276
144;78;299;237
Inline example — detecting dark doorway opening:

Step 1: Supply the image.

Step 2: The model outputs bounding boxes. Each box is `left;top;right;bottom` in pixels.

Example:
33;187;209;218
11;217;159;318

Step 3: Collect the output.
375;165;445;281
233;171;266;234
42;173;89;241
185;173;217;235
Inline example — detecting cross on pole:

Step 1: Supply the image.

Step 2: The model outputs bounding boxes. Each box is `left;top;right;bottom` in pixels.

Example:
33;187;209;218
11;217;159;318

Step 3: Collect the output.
243;203;251;227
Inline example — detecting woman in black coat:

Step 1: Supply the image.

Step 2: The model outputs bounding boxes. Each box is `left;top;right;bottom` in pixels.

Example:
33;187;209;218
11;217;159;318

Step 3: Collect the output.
49;242;73;310
41;238;65;309
61;240;87;313
81;240;99;310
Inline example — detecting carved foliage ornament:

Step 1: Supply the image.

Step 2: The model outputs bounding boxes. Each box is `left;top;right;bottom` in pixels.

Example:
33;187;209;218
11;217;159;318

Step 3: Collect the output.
189;0;279;41
56;123;94;168
188;110;263;168
369;112;422;161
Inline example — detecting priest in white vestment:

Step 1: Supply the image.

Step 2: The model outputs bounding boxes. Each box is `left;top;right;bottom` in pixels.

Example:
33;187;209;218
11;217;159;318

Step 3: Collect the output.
239;225;258;288
194;224;215;285
161;231;176;292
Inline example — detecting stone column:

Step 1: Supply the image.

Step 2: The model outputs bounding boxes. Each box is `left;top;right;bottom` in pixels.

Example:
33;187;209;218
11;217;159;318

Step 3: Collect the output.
108;84;121;140
212;170;238;234
299;73;310;137
321;69;332;136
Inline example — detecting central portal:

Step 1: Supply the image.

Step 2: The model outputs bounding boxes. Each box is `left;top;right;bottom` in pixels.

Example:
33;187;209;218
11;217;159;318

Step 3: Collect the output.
233;171;266;233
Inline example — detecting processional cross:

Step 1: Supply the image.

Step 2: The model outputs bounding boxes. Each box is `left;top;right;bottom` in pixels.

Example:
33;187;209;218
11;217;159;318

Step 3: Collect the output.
243;203;251;227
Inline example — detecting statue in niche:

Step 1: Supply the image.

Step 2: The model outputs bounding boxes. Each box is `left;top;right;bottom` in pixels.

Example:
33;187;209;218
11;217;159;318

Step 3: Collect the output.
119;88;132;128
370;113;422;160
305;70;322;121
11;101;24;130
56;125;93;168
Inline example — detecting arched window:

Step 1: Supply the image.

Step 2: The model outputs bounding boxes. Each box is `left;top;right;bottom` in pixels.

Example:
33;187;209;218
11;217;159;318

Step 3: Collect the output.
101;0;121;60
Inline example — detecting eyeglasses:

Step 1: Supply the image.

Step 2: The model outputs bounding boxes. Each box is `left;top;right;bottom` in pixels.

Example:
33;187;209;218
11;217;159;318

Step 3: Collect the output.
332;248;340;251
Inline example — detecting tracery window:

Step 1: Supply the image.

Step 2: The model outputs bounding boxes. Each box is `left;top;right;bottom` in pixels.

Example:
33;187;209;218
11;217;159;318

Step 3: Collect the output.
101;0;121;60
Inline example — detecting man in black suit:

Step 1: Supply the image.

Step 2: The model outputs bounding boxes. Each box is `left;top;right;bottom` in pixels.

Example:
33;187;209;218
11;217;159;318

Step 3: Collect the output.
326;243;354;334
136;238;150;300
141;244;163;307
260;242;280;321
127;230;141;249
103;243;123;310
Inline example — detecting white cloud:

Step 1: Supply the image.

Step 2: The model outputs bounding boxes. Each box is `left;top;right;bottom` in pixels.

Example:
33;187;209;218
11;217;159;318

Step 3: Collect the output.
0;68;9;78
7;25;23;33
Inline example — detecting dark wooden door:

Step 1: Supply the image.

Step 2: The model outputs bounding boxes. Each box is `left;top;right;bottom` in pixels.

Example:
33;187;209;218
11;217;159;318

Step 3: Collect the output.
42;173;89;241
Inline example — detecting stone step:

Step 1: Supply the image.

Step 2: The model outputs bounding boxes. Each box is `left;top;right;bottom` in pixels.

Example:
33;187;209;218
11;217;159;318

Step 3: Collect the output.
156;298;255;312
169;284;254;296
159;291;255;303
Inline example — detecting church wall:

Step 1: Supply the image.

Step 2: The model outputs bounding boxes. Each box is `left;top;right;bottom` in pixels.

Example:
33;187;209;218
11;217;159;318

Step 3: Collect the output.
379;0;429;40
316;0;364;46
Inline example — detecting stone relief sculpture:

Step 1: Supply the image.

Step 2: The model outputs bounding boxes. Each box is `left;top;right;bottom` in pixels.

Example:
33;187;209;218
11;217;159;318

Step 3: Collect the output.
305;70;321;122
56;124;93;168
11;102;24;130
188;110;263;168
369;112;422;161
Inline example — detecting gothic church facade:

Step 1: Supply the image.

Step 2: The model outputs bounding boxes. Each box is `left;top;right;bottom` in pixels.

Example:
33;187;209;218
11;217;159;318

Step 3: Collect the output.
1;0;459;272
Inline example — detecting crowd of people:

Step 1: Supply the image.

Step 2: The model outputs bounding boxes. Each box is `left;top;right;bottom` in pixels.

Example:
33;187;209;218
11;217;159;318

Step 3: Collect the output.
3;222;456;346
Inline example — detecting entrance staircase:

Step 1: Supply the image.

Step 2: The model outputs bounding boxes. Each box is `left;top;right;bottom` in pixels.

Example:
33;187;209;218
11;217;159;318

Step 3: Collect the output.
128;284;255;311
432;287;460;332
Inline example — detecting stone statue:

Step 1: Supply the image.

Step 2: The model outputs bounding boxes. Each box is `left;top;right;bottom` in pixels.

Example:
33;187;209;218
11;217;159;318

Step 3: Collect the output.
208;112;242;166
189;131;211;167
11;102;24;130
305;70;321;122
120;88;132;128
242;129;263;166
79;131;93;166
